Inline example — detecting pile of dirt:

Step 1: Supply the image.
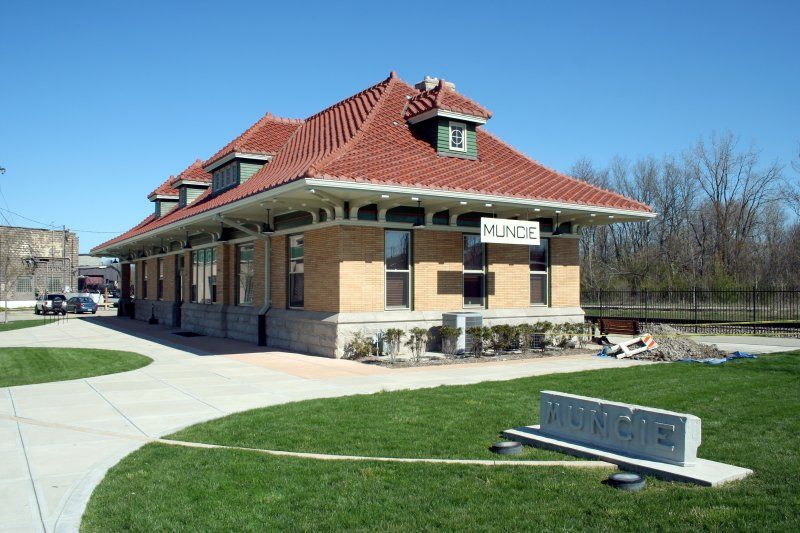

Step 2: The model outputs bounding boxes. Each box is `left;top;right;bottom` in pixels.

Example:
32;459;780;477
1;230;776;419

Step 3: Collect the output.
636;324;725;361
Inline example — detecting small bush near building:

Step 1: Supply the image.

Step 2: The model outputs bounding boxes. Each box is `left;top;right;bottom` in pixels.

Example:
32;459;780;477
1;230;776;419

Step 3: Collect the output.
439;325;462;357
467;326;492;357
383;328;404;362
344;331;377;360
405;327;429;363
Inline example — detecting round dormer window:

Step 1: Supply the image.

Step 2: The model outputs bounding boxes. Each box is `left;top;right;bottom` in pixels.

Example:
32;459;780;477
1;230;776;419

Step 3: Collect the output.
449;122;466;151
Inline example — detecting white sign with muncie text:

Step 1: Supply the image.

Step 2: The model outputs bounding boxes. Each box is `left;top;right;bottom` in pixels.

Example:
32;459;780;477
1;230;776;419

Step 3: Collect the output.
539;391;701;466
480;218;540;246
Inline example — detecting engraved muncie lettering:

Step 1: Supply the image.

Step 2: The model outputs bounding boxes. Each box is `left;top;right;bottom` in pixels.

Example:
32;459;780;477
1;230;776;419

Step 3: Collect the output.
545;401;560;425
591;409;608;437
614;415;633;441
568;404;585;430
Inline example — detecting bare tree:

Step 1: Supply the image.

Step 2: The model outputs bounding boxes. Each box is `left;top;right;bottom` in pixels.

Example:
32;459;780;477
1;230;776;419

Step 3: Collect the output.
0;231;36;323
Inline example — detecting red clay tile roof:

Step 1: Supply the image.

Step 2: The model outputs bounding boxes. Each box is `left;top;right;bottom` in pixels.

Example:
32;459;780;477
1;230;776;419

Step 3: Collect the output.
404;79;492;121
204;113;304;168
147;175;179;199
176;159;212;184
94;72;651;252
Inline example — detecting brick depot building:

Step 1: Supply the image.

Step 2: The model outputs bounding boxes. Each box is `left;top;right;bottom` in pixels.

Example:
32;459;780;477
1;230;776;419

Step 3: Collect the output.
92;73;653;357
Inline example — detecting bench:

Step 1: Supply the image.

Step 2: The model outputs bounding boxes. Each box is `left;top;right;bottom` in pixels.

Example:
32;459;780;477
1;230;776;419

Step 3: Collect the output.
598;318;641;337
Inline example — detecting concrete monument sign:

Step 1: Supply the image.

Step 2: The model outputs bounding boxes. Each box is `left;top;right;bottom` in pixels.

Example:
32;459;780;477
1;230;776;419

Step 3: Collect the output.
503;391;753;486
539;391;701;466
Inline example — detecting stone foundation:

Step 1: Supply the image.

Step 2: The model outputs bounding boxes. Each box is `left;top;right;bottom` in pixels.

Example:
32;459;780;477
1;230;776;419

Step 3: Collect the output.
134;299;179;327
266;306;585;358
128;303;584;359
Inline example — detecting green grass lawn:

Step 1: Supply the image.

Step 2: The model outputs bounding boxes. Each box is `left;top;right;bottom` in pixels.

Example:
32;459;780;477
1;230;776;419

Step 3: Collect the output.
0;348;152;387
0;319;47;333
82;352;800;532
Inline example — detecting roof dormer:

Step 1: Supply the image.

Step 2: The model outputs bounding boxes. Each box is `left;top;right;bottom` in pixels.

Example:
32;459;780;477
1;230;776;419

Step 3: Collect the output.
173;159;211;207
202;112;304;195
147;176;179;217
405;77;491;160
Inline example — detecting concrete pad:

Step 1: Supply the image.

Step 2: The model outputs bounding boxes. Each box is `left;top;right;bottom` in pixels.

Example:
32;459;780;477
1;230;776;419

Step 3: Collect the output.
0;479;41;532
504;426;752;486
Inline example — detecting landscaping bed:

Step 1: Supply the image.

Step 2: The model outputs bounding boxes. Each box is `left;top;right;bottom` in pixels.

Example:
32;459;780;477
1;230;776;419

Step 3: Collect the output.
360;347;598;368
83;352;800;531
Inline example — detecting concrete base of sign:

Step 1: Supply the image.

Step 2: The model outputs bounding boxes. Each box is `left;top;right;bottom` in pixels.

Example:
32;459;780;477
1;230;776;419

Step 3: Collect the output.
503;425;752;487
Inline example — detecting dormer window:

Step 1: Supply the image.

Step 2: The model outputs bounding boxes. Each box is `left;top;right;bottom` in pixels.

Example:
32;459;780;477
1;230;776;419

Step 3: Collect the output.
449;121;466;152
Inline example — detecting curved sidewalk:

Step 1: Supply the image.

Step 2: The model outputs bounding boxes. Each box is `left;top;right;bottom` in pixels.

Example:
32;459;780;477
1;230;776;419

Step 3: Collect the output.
1;317;651;532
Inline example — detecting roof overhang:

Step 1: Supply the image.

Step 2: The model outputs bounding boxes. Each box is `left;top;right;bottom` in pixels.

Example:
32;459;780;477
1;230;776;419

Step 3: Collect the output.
173;179;210;188
94;177;656;257
406;108;488;125
147;193;179;202
203;152;274;173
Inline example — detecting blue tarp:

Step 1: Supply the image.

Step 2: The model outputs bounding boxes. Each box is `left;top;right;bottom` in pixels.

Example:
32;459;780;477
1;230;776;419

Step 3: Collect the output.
678;351;758;365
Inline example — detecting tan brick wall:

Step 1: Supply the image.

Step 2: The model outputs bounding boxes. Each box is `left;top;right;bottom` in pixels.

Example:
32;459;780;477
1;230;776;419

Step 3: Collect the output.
182;251;192;302
550;238;580;307
252;239;266;307
161;255;176;302
304;227;341;312
487;243;530;309
216;244;233;305
270;235;287;308
339;226;384;312
413;230;462;311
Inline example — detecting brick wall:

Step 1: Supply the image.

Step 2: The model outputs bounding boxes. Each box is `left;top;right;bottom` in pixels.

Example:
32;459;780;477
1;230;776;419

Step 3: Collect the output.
252;239;266;307
162;255;176;302
0;225;78;299
550;238;580;307
304;226;341;312
182;251;192;302
339;226;384;312
270;235;287;308
487;243;530;309
146;259;157;300
216;244;232;305
413;230;462;311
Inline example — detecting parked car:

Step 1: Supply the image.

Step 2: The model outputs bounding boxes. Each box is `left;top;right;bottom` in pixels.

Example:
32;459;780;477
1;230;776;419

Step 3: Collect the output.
34;294;67;315
65;296;98;314
107;289;121;307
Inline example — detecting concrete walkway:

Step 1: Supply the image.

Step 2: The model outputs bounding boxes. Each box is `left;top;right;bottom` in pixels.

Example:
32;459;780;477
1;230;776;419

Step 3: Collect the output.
0;319;795;532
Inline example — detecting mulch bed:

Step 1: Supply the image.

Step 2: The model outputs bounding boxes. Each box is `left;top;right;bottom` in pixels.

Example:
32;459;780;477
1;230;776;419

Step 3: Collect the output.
359;347;598;368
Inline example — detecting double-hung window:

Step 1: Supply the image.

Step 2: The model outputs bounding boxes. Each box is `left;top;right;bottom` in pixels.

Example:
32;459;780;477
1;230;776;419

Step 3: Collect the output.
288;235;304;308
463;234;485;307
191;248;217;304
156;258;164;300
385;230;410;309
449;121;466;152
236;243;255;306
142;261;148;299
530;240;549;305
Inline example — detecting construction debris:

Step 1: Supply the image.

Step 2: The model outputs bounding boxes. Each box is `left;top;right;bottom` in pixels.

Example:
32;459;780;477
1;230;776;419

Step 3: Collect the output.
634;324;726;362
600;334;658;359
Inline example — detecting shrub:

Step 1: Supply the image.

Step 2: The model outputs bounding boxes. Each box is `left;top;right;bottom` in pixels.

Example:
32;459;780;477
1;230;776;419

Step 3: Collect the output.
405;327;429;363
490;324;519;353
466;326;492;357
343;331;376;360
439;325;462;357
383;328;404;362
517;323;534;351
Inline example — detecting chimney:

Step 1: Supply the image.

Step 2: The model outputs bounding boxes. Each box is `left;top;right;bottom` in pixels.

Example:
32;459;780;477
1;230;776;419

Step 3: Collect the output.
415;76;456;92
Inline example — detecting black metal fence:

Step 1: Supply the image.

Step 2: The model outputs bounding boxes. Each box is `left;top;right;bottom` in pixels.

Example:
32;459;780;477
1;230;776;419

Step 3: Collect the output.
581;288;800;336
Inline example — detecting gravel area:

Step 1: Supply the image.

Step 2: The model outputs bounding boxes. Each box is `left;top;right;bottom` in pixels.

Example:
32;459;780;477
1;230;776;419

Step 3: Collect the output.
634;324;726;361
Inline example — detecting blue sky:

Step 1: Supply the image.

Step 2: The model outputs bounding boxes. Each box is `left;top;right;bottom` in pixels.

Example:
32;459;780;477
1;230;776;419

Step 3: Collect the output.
1;0;798;252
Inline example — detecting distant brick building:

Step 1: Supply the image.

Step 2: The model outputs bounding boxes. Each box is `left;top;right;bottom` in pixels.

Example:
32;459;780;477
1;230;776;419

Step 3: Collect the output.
0;225;78;307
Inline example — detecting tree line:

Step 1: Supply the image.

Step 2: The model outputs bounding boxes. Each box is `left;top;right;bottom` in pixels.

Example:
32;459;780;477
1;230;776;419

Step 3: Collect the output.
574;132;800;290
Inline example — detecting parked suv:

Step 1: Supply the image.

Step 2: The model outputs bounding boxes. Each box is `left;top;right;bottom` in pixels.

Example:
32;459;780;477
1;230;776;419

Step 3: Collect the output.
34;294;67;315
65;296;98;314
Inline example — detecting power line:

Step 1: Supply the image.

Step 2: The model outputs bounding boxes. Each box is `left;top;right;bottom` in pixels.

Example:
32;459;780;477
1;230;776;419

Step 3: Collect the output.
0;206;125;233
